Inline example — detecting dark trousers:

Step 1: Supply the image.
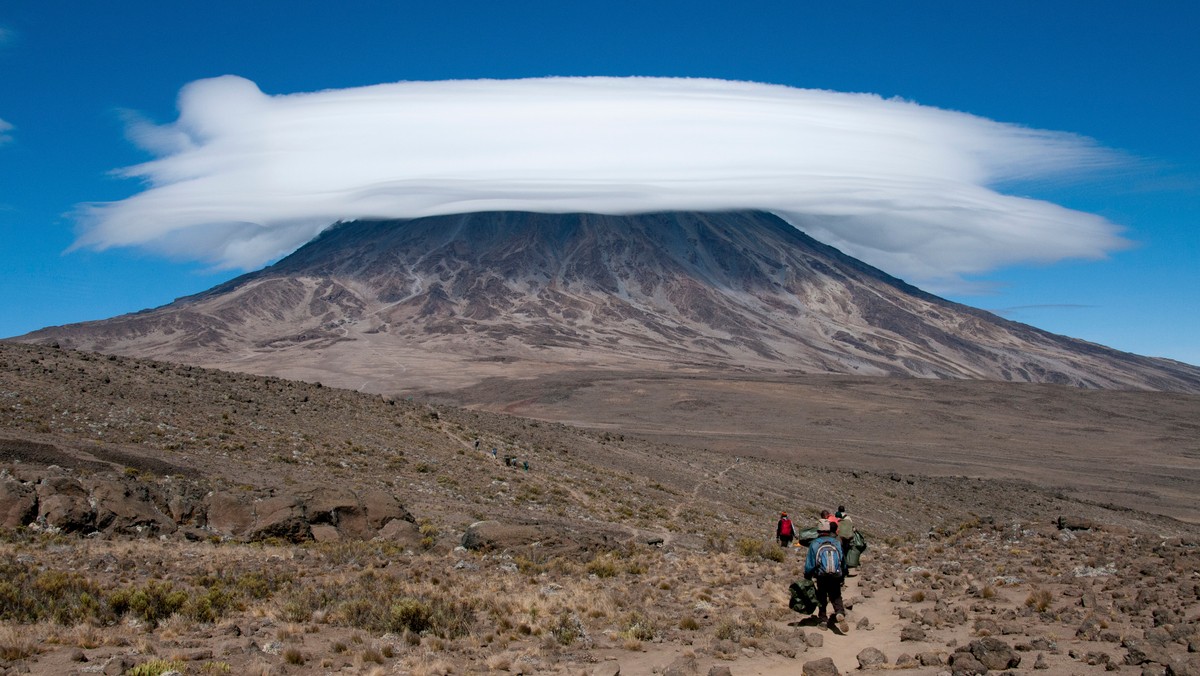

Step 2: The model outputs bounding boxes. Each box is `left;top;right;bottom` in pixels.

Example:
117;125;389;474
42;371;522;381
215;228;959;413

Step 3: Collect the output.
815;575;845;619
778;534;792;548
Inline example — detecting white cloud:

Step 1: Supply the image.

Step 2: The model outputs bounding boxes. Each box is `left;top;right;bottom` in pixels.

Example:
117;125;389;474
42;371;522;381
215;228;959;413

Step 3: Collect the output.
0;118;12;146
74;76;1128;289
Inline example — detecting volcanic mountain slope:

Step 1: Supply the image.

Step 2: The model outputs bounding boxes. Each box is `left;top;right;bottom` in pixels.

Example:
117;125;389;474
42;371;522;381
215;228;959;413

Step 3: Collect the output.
20;210;1200;393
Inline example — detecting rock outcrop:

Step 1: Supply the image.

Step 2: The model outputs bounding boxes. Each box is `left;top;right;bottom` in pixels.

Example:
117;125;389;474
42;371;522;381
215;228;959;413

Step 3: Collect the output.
0;464;413;543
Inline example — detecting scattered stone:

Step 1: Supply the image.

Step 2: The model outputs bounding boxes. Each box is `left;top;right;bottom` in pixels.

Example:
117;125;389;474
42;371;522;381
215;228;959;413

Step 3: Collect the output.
708;667;732;676
591;662;620;676
894;653;918;669
1168;654;1200;676
1124;637;1173;666
916;651;943;666
1029;637;1056;651
1077;617;1103;641
948;651;987;675
857;647;888;669
805;631;824;648
966;637;1021;670
900;625;926;642
1034;652;1049;669
856;616;872;630
802;656;839;676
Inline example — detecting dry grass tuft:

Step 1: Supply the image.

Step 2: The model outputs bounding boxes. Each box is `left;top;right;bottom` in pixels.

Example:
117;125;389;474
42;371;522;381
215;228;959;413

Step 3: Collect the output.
0;625;42;661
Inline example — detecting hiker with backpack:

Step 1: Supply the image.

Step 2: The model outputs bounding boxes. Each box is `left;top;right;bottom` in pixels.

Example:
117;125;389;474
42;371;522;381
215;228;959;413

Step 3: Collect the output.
804;519;849;632
776;512;794;547
836;505;856;573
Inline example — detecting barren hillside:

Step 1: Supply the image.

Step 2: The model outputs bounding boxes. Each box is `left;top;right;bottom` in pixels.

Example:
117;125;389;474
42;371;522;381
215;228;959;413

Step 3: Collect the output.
0;342;1197;674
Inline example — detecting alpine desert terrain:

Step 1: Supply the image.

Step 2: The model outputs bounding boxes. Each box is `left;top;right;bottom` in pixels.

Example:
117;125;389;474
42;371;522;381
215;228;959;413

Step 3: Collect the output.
1;342;1198;675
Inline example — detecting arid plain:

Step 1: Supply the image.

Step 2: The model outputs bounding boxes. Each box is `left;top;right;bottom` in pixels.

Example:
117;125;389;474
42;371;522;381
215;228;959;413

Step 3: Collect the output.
435;369;1200;525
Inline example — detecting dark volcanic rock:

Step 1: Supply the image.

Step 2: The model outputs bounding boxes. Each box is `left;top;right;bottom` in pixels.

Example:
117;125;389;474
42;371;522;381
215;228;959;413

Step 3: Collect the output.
20;211;1200;394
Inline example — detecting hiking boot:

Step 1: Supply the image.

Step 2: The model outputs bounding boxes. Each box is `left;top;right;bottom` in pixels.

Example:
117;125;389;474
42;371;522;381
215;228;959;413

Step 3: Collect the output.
835;613;849;632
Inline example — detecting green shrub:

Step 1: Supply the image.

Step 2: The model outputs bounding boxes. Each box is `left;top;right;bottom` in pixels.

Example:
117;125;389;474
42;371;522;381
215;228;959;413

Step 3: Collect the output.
550;612;585;646
388;597;433;634
0;559;109;625
108;580;188;627
126;659;185;676
586;555;619;578
621;611;655;641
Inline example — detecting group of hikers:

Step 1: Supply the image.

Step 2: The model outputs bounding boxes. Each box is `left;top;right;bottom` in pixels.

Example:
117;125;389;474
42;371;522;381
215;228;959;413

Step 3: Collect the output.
777;506;865;633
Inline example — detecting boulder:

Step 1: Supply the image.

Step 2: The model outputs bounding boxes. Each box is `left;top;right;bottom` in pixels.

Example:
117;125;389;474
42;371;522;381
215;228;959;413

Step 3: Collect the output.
1168;654;1200;676
1077;617;1104;641
968;637;1021;671
461;520;546;552
857;647;888;669
205;491;255;537
358;488;413;530
1124;637;1173;666
37;476;94;532
0;476;37;527
900;625;926;642
948;651;987;675
310;524;341;543
304;487;368;537
916;651;943;666
87;478;176;535
247;495;310;542
802;656;839;676
377;518;421;545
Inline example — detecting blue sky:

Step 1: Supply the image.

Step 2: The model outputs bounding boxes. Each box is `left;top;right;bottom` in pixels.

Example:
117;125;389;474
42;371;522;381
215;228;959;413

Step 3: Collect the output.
1;2;1197;365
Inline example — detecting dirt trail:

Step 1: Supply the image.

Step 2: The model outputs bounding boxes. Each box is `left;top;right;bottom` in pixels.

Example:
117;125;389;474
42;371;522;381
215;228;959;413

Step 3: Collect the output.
594;562;957;675
669;459;739;522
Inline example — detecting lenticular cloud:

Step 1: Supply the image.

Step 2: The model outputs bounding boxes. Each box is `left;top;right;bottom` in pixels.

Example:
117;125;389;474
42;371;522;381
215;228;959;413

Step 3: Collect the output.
75;75;1127;289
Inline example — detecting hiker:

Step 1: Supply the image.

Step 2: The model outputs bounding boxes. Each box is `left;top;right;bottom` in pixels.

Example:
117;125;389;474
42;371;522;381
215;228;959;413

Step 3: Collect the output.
821;508;840;530
836;505;856;570
776;512;794;547
804;519;848;632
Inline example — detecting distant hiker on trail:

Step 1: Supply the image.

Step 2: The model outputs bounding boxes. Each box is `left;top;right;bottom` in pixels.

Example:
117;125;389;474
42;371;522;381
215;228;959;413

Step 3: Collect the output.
776;512;794;547
836;505;856;570
804;519;849;632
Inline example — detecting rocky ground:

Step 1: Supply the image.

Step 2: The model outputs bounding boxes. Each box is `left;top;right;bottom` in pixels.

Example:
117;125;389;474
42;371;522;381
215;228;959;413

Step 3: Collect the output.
0;341;1197;675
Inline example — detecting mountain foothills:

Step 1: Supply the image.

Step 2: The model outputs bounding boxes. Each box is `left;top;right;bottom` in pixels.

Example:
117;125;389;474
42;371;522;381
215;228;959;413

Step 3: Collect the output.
19;210;1200;395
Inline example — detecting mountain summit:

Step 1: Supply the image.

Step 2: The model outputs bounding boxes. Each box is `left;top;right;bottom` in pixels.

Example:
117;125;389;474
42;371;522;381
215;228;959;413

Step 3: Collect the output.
19;211;1200;393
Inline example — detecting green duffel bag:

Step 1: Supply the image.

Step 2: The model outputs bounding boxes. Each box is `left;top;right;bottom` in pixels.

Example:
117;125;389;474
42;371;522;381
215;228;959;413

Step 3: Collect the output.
852;530;867;552
788;579;818;614
846;545;861;568
796;527;820;546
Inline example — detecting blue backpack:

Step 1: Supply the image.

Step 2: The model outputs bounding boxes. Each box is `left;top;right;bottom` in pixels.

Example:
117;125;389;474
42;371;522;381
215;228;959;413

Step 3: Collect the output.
814;539;843;577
